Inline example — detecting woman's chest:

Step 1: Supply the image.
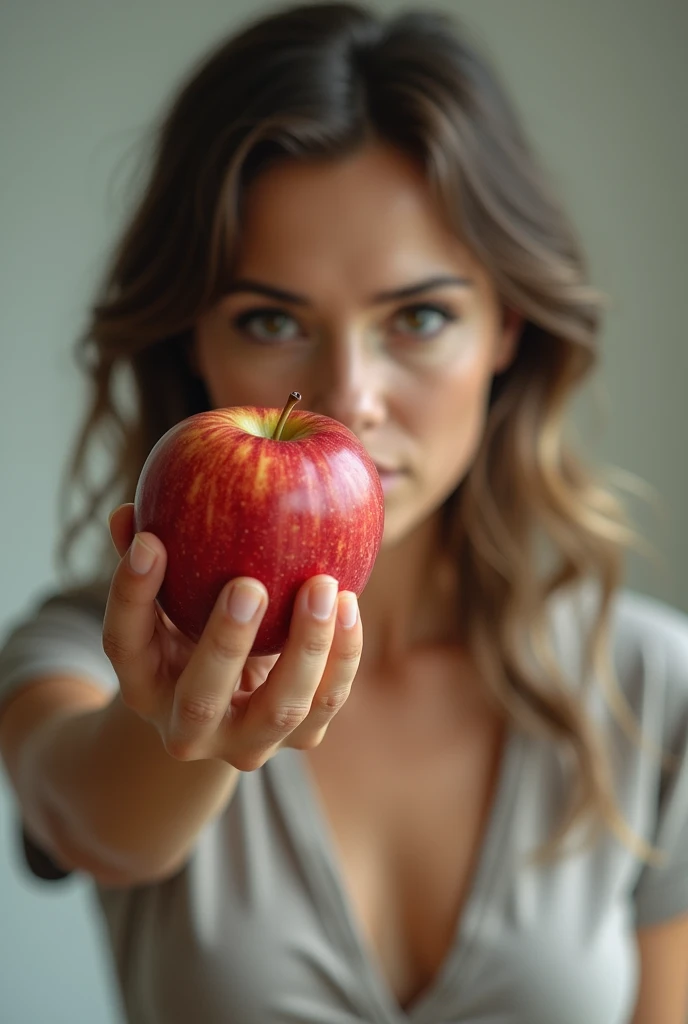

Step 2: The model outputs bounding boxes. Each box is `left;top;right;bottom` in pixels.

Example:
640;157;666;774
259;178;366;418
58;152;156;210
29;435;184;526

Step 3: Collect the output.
303;689;506;1010
117;704;642;1024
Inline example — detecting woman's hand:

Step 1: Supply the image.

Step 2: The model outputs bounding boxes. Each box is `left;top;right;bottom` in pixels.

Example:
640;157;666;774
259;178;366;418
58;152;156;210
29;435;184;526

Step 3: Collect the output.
103;503;361;769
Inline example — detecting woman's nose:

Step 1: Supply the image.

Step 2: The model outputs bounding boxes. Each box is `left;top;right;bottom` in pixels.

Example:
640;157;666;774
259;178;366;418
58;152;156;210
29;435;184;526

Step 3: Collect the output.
310;337;386;432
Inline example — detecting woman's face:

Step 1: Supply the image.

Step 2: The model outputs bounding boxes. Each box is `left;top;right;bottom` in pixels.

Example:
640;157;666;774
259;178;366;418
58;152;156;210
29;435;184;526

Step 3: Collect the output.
193;142;521;547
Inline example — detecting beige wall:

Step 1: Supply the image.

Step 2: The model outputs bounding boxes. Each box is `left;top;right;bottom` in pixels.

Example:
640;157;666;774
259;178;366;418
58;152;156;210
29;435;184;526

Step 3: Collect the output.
1;1;685;1020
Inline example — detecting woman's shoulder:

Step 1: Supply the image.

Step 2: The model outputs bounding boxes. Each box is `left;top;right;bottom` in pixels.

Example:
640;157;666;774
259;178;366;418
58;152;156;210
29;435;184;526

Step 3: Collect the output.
0;579;116;710
609;587;688;748
38;579;110;619
550;575;687;643
548;578;688;740
549;576;688;665
610;586;688;659
0;579;110;648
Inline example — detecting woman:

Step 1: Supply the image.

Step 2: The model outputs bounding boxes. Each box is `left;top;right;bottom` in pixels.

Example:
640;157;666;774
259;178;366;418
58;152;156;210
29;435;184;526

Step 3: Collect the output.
0;3;686;1022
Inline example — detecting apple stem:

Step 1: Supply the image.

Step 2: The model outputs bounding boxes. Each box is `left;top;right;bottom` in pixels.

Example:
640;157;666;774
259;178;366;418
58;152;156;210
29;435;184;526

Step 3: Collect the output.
272;392;301;441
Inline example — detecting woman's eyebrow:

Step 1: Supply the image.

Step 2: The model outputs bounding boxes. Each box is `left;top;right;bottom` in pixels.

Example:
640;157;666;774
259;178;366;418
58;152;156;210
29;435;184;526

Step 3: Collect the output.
223;274;473;307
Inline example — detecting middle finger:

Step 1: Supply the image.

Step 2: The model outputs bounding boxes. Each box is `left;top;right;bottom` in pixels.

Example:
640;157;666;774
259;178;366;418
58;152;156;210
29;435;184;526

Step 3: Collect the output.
166;577;268;760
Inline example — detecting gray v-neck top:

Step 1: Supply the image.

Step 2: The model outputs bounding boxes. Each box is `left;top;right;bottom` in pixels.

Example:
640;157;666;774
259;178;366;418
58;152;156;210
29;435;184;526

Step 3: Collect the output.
1;580;687;1024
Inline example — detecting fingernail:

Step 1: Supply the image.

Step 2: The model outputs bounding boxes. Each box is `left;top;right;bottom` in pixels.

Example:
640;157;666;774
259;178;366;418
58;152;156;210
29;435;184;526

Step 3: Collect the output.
308;579;338;621
337;592;358;630
226;581;264;623
129;534;156;574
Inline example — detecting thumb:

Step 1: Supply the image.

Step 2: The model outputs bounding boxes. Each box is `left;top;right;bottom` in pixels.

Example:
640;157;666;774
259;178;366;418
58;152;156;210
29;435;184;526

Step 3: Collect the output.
109;503;135;558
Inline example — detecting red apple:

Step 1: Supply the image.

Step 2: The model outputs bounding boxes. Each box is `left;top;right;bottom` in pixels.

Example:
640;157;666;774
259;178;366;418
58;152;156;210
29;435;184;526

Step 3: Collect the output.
133;393;384;655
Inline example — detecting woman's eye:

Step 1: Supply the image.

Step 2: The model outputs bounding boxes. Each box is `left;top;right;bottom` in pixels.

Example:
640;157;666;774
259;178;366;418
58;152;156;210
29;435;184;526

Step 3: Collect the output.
392;304;456;338
231;303;456;345
232;308;301;342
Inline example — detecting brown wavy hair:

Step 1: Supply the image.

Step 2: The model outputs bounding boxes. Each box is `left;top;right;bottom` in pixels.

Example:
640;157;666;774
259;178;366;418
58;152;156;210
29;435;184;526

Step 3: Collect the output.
56;1;663;860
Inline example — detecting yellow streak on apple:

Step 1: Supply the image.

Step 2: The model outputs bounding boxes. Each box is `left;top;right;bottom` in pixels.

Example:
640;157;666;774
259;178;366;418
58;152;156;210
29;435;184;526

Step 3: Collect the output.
253;448;270;493
187;472;204;504
205;475;218;533
180;433;206;459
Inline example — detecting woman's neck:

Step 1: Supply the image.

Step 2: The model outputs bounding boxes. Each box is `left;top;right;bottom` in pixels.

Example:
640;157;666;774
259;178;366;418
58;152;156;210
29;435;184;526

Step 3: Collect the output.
357;510;460;676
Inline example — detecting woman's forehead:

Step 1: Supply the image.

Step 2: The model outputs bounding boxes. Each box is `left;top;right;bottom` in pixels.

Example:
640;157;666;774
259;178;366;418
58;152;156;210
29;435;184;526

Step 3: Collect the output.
232;144;477;288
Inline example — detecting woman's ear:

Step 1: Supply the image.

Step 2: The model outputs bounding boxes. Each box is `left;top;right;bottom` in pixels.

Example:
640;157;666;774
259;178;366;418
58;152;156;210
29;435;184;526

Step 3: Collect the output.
494;308;524;374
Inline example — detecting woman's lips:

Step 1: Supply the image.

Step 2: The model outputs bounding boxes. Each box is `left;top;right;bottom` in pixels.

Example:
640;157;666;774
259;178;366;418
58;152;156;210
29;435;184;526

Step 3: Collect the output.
373;466;406;494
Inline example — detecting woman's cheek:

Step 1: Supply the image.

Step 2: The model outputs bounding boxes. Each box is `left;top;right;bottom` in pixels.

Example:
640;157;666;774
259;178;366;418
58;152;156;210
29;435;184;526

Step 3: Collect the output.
420;357;495;478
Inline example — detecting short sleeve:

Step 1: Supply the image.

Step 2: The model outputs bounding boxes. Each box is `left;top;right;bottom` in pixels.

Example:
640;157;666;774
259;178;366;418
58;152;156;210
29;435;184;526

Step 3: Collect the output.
0;589;118;715
630;598;688;927
0;589;117;882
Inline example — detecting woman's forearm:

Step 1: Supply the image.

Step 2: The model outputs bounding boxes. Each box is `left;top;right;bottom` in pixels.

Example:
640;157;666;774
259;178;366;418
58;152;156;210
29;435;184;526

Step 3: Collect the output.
17;688;239;884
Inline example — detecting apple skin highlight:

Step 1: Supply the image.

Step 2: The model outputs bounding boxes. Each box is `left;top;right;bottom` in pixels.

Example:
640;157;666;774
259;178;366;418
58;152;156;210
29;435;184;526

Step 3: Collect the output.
133;404;385;655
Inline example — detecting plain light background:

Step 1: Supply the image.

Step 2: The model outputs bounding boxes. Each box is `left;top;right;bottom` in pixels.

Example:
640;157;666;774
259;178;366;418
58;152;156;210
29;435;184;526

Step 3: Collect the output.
1;1;686;1021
